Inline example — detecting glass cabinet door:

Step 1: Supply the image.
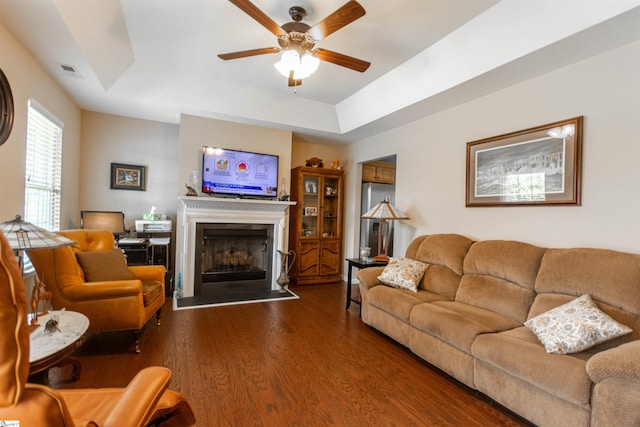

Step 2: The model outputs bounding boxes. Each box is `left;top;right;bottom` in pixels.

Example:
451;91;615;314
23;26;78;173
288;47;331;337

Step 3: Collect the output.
301;175;320;237
321;176;340;238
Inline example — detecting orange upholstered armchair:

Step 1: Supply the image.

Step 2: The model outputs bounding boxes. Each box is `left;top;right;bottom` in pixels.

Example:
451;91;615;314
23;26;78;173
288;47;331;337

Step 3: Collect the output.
27;229;165;352
0;230;195;426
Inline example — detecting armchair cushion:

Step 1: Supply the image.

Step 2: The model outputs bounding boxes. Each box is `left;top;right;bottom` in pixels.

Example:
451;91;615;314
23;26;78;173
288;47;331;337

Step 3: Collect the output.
76;250;135;282
142;281;163;306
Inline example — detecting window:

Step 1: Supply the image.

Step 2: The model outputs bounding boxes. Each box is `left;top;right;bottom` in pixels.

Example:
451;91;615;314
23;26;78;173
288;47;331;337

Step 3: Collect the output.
24;99;63;231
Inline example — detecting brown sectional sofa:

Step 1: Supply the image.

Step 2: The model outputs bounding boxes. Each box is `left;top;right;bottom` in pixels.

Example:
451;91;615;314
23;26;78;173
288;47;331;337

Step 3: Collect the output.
357;234;640;427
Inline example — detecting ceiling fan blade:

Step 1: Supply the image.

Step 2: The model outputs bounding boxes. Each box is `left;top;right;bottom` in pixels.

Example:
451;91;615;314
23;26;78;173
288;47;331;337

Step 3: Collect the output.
288;70;302;87
308;0;366;41
228;0;287;37
218;47;280;60
314;48;370;72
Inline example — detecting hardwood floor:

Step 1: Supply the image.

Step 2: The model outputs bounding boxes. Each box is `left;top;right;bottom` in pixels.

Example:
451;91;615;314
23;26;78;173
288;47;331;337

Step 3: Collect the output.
51;283;533;426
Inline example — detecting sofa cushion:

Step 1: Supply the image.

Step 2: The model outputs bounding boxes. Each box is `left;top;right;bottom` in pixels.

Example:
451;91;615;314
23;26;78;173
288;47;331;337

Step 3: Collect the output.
472;326;594;408
457;240;546;323
534;248;640;316
369;286;446;323
76;250;135;282
378;257;428;292
410;301;521;353
525;294;632;354
411;234;474;299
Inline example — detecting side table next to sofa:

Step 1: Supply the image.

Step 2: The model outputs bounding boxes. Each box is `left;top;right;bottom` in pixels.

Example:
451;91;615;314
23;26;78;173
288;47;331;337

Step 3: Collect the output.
345;257;388;310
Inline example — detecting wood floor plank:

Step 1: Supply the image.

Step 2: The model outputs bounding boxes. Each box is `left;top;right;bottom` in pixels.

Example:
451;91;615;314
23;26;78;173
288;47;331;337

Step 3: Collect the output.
50;283;533;426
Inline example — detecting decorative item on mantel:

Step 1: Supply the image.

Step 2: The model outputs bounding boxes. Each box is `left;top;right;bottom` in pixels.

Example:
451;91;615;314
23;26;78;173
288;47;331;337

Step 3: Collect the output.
305;157;323;168
276;250;296;293
278;177;290;201
185;169;198;196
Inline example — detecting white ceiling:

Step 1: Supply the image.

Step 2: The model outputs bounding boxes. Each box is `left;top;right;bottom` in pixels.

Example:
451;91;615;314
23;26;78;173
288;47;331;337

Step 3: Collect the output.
1;0;638;145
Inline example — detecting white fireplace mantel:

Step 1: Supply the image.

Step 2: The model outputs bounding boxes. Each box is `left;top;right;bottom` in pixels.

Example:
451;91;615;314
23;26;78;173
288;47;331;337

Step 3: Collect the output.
175;196;295;301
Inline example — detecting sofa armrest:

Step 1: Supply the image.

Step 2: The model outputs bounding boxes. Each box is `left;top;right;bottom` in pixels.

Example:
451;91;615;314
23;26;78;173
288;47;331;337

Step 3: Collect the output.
357;266;385;290
586;340;640;383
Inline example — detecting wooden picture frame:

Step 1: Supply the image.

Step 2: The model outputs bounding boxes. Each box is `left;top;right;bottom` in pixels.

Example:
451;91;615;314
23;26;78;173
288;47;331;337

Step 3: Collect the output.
466;116;583;207
110;162;146;191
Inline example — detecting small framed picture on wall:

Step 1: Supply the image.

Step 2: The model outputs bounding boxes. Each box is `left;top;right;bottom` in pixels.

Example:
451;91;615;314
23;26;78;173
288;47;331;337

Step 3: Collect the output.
110;162;146;191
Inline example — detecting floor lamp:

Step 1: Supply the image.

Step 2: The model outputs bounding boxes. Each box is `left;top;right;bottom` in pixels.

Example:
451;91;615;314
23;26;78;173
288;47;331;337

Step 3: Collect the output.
1;215;76;324
361;196;409;262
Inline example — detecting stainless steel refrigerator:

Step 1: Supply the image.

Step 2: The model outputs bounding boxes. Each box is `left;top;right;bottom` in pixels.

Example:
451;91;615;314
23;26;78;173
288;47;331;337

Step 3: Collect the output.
360;182;396;257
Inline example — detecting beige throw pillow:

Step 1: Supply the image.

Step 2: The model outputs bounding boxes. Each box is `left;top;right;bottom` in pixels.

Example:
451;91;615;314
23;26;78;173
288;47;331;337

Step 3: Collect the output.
524;294;632;354
377;257;429;293
76;250;135;282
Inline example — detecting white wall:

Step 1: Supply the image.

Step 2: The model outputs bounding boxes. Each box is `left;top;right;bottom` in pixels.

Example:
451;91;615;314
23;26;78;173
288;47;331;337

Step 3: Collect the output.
0;19;82;229
344;41;640;259
79;111;180;229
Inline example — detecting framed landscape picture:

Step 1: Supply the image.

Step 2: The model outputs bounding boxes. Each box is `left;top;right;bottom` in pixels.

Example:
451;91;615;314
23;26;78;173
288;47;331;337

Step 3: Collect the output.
466;116;583;207
110;162;146;191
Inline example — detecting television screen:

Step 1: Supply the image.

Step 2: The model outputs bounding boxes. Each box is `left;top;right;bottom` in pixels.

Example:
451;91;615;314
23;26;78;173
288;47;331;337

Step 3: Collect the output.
201;146;279;198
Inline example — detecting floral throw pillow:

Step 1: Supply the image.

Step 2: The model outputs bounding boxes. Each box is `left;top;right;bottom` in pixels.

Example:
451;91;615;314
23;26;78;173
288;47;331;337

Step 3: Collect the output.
524;294;632;354
377;257;429;293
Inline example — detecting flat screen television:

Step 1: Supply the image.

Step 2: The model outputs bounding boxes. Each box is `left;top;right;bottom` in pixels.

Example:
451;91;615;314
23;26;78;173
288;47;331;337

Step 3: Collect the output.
201;146;279;198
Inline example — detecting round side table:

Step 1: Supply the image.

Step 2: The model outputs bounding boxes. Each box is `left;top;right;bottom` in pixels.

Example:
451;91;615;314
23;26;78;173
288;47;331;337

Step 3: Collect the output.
29;310;90;383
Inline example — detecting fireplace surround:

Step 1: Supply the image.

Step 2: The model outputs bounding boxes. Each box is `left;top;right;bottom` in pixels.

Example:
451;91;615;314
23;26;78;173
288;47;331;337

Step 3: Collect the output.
194;222;273;295
176;196;295;303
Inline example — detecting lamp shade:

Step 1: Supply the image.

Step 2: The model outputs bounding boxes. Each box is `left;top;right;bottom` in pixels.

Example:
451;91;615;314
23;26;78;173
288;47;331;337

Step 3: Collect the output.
1;215;75;250
361;200;409;221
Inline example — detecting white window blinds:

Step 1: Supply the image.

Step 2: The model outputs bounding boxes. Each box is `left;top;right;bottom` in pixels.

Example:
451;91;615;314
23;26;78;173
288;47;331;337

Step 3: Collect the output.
24;99;63;231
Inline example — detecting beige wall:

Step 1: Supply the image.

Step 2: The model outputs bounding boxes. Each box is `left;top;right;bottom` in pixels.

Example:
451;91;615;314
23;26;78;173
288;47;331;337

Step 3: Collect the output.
79;111;180;230
0;19;82;229
344;41;640;260
177;114;293;196
291;139;342;170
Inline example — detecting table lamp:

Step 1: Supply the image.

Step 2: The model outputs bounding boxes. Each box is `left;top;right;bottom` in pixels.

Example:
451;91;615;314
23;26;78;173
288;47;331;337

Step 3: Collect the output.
1;215;76;324
361;196;409;262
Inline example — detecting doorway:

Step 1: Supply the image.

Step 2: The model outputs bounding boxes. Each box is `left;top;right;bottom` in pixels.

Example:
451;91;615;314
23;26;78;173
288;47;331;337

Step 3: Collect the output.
360;155;397;258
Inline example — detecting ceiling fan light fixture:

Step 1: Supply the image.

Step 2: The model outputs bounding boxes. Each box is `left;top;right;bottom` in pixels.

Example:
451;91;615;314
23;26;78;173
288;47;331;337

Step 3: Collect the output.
274;49;319;80
299;51;320;76
274;49;300;77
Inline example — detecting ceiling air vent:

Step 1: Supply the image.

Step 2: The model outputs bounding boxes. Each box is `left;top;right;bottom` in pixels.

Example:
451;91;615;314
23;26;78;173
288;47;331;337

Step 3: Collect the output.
56;62;83;79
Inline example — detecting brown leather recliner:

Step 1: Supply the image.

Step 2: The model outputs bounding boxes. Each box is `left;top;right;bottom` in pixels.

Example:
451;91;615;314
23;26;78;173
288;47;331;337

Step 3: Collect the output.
28;229;165;352
0;230;196;426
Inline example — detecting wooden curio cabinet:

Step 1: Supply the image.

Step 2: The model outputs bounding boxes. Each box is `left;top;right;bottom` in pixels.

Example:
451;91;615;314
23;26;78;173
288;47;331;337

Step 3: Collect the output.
288;166;344;285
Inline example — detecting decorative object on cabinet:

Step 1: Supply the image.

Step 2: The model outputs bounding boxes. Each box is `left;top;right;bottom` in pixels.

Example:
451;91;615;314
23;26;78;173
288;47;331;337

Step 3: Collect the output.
361;196;409;262
362;160;396;184
305;157;324;168
466;116;583;207
110;163;147;191
330;159;343;170
289;166;344;285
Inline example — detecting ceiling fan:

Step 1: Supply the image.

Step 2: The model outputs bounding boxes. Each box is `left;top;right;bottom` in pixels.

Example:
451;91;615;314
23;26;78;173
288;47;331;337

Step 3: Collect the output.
218;0;371;87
